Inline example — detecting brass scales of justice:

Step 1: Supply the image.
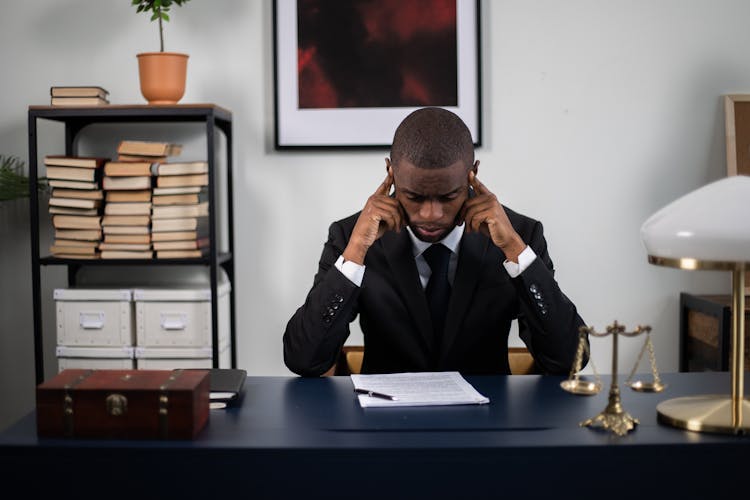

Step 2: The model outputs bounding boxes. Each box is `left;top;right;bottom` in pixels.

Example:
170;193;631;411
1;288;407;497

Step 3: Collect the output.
560;321;666;436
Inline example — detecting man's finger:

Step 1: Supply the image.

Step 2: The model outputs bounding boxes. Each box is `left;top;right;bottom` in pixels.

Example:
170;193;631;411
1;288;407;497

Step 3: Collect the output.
376;171;393;196
469;171;489;195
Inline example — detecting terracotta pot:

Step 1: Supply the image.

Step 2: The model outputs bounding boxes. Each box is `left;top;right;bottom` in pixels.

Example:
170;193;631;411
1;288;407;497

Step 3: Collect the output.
136;52;188;105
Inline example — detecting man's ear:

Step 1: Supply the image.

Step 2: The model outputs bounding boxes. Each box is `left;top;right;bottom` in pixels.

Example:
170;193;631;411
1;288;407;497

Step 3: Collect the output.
472;160;480;176
385;157;392;174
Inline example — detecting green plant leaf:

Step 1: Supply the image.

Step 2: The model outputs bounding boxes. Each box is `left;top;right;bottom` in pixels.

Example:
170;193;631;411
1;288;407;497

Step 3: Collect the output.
0;155;48;202
131;0;189;50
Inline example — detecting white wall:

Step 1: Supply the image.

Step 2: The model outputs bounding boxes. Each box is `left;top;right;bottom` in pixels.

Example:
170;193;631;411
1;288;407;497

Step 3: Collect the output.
1;0;746;430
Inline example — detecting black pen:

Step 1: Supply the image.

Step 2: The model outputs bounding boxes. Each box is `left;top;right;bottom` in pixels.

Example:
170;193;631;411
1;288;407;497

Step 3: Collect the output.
354;388;398;401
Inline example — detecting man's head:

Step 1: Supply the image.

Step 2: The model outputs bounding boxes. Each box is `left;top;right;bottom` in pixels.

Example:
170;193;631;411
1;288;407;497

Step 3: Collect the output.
388;107;477;243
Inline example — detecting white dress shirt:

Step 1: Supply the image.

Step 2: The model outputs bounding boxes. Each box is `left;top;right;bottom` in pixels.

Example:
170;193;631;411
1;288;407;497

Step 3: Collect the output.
335;223;537;287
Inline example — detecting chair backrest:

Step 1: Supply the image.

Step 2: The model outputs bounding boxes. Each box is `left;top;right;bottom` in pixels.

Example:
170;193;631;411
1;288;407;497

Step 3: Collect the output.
508;347;538;375
330;345;537;375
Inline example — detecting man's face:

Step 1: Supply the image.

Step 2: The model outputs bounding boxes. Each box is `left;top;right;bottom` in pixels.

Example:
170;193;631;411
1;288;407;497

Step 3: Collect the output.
392;159;473;243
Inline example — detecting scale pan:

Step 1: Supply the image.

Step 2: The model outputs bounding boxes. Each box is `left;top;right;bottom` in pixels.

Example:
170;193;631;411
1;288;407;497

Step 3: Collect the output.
560;379;601;395
629;380;667;393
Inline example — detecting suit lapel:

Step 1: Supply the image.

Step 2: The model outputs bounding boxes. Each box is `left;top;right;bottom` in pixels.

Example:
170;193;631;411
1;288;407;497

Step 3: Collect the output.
381;230;434;351
440;231;490;363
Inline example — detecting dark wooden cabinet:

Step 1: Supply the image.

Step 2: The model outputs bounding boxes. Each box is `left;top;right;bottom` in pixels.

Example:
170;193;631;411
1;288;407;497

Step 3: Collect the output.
28;104;236;384
679;292;749;371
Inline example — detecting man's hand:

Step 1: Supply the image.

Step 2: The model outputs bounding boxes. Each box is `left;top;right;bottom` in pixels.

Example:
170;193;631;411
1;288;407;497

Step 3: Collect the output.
342;167;405;265
460;171;527;262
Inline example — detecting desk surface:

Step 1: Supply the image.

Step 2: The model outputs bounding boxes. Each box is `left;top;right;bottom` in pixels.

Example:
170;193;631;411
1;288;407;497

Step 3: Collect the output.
2;372;748;498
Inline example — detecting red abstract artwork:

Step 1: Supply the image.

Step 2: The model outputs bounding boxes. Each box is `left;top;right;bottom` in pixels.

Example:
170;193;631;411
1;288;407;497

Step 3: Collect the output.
297;0;458;109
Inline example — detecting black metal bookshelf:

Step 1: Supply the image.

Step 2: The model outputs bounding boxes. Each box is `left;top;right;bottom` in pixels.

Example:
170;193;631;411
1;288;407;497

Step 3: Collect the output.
28;104;236;384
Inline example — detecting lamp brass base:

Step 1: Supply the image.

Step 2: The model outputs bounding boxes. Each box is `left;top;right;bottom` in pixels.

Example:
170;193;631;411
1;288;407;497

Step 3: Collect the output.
657;395;750;435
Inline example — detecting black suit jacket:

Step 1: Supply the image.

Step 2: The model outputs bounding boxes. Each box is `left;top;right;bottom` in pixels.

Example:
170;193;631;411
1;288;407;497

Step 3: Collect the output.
284;206;586;376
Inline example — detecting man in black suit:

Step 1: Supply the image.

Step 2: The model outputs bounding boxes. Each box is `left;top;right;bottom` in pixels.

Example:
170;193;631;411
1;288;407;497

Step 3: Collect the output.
284;107;587;376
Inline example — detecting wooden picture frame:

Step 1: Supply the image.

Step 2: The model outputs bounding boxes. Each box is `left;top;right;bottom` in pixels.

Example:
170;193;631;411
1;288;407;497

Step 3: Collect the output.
272;0;482;149
723;94;750;176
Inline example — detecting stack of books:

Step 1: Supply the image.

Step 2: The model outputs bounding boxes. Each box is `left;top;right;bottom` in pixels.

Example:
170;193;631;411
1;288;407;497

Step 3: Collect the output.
151;160;210;258
99;140;182;259
45;155;107;259
50;86;109;106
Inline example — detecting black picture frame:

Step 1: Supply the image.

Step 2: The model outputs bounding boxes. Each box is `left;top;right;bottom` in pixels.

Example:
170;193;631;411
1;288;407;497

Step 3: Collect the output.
273;0;482;150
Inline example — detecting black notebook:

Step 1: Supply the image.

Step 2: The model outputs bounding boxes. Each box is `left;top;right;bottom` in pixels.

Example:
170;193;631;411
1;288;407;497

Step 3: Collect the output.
188;368;246;408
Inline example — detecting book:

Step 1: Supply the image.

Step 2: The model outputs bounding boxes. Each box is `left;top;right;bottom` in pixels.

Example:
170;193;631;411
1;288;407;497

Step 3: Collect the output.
44;156;107;169
98;242;152;251
52;239;99;249
46;166;99;182
151;201;208;219
102;176;152;190
186;368;246;408
150;230;198;242
49;244;98;255
49;197;101;210
50;86;109;99
156;250;204;258
102;225;151;235
51;96;109;106
52;215;101;229
152;193;201;205
100;250;153;259
155;161;208;176
103;234;150;244
103;161;154;177
152;237;209;251
151;217;201;232
117;140;182;157
103;202;152;216
48;179;100;190
51;253;100;260
55;229;102;241
152;186;203;196
117;153;168;163
49;206;99;216
51;188;103;200
101;214;150;226
106;190;152;202
155;173;208;188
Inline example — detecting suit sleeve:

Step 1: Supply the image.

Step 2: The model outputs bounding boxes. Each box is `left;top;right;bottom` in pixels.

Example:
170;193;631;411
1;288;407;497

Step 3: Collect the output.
512;220;589;375
283;220;361;376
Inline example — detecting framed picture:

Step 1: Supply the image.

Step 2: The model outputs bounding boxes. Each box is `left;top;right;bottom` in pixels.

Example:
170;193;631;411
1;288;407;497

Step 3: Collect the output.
273;0;482;149
724;94;750;176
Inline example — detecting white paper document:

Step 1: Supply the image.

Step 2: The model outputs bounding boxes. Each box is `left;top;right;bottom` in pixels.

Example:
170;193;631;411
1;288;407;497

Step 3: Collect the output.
350;371;490;408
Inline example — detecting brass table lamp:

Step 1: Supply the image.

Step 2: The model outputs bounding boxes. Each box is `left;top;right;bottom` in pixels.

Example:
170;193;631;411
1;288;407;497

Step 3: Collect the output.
641;175;750;434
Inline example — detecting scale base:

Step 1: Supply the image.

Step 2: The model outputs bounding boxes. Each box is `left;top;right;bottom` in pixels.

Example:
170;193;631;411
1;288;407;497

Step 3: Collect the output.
581;409;639;436
657;395;750;435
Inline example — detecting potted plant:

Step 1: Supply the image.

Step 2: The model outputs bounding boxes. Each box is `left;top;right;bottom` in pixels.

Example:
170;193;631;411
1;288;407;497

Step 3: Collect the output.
132;0;190;104
0;155;47;203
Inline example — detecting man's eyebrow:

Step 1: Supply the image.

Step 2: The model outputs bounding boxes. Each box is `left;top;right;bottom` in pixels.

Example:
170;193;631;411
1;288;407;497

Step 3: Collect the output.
401;187;462;197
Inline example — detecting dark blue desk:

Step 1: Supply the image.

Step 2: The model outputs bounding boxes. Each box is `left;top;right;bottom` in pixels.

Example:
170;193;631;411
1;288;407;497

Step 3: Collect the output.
1;372;747;498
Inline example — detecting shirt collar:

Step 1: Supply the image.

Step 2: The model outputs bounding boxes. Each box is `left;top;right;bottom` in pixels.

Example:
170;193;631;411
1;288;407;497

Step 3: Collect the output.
407;223;464;258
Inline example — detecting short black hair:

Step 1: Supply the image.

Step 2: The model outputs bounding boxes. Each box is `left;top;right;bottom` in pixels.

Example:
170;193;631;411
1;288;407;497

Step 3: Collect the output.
390;107;474;169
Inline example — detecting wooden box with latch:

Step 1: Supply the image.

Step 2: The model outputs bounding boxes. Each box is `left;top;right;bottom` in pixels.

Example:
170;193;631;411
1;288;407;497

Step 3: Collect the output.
36;368;210;439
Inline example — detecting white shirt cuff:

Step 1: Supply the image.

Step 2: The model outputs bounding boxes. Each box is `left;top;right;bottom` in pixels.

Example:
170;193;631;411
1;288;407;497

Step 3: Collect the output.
502;246;537;278
335;255;365;287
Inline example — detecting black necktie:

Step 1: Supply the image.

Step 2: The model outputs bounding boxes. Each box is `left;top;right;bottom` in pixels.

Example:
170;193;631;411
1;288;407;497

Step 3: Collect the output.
423;244;452;348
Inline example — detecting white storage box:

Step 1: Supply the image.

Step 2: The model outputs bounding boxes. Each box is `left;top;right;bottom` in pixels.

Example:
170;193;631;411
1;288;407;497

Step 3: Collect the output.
135;345;230;369
56;346;135;371
54;288;134;347
133;282;231;348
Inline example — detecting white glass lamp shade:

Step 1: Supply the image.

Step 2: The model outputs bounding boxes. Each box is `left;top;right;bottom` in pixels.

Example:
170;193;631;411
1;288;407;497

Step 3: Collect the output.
640;175;750;265
641;175;750;435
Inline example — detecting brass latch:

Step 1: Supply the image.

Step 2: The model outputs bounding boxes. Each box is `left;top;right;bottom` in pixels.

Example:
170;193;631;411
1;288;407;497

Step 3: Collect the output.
105;393;128;416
